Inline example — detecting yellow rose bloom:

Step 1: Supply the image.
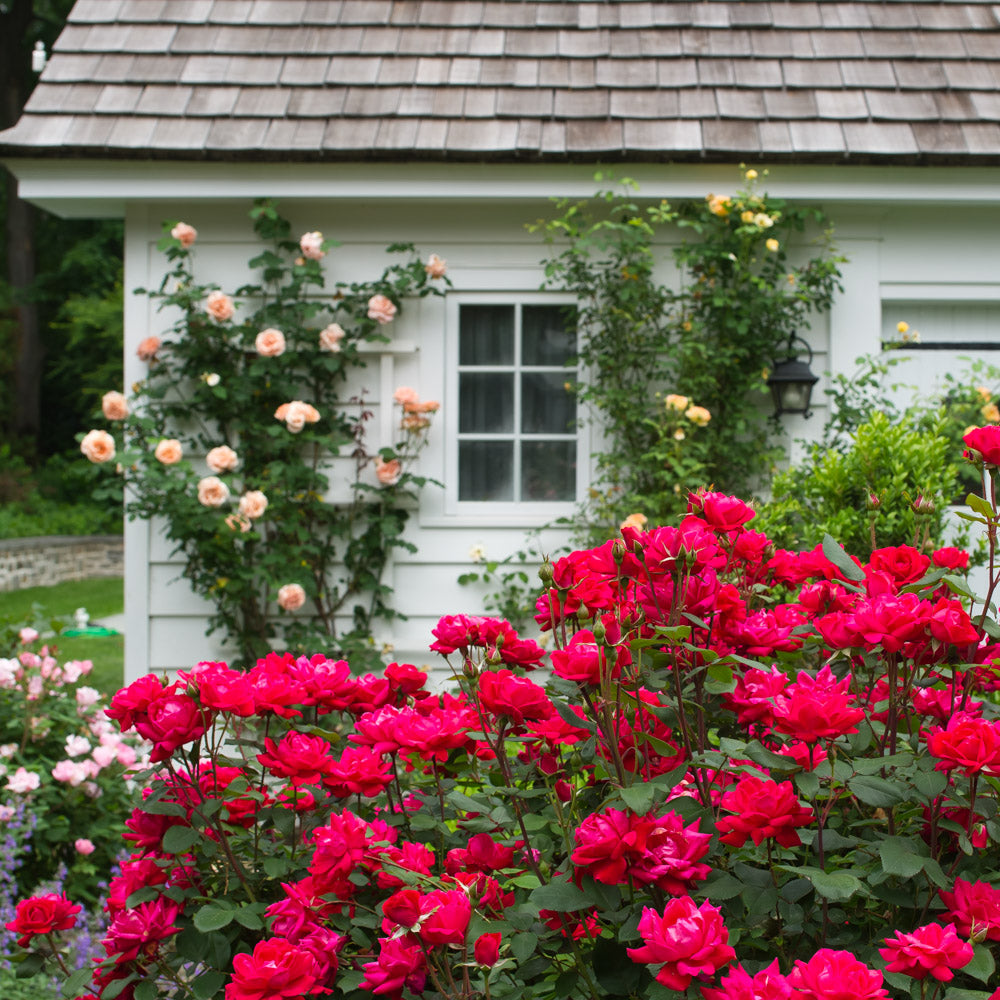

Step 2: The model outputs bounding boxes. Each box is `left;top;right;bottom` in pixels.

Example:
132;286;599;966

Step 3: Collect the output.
977;386;992;402
983;402;1000;423
745;168;758;181
706;194;731;217
896;321;909;334
766;238;779;252
665;393;690;412
741;210;755;224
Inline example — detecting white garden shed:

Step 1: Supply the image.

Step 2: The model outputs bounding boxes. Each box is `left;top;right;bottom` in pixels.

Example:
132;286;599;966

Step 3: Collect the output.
4;0;1000;680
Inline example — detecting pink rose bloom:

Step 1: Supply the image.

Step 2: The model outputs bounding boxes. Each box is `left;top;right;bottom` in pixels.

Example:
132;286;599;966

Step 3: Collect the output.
702;960;791;1000
375;456;402;486
80;429;115;464
197;476;230;507
879;922;973;982
425;253;447;279
367;294;397;325
238;490;268;520
19;627;38;644
255;327;286;357
101;391;129;420
275;400;320;433
300;230;325;260
205;290;234;322
136;335;161;361
319;322;345;352
626;897;735;990
75;686;100;709
154;438;183;465
170;221;197;247
206;445;239;473
393;386;420;406
74;838;96;856
5;767;41;793
278;583;306;612
788;949;888;999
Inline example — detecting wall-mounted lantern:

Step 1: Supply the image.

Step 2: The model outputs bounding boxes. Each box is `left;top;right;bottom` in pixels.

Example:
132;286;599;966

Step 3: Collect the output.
766;334;820;418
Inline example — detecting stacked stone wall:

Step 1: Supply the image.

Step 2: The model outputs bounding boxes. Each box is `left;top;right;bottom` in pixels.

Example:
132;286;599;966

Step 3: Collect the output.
0;536;123;592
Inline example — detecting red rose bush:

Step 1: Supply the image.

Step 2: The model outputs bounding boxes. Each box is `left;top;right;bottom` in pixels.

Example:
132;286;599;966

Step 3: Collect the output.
16;445;1000;999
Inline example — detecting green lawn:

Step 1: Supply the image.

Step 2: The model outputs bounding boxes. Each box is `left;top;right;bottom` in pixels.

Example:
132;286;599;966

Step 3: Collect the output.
0;576;124;696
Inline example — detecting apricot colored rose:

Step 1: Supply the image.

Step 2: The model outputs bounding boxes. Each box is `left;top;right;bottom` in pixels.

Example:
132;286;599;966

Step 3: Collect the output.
170;222;197;247
205;290;234;322
206;445;239;473
154;439;183;465
278;583;306;611
101;391;129;420
255;327;286;357
197;476;230;507
80;429;115;464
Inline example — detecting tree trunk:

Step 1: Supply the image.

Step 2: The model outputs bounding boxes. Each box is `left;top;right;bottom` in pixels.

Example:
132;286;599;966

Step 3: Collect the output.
2;0;41;440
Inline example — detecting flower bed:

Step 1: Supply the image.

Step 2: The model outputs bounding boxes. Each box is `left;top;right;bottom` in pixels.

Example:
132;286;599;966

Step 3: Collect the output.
10;431;1000;1000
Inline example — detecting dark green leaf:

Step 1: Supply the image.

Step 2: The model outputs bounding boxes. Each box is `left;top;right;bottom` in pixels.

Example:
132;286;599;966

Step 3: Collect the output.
193;905;236;932
510;932;538;965
802;868;864;902
848;775;905;807
528;881;593;912
134;980;158;1000
191;971;227;999
161;825;202;854
878;838;925;878
963;944;996;984
620;782;657;815
822;534;866;581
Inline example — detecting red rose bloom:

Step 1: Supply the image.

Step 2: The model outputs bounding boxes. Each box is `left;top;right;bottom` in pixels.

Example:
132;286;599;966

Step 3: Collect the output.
879;922;973;982
626;897;735;990
6;893;81;947
787;949;888;999
257;732;335;787
224;937;325;1000
927;713;1000;776
964;425;1000;465
939;878;1000;942
702;959;791;1000
477;669;552;725
772;665;865;744
474;932;502;967
134;692;211;762
716;775;814;848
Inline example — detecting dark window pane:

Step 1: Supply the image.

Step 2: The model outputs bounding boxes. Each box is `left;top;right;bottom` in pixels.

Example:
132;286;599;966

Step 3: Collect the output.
460;441;514;501
522;372;576;433
460;305;514;365
522;305;576;366
460;373;514;432
521;440;576;501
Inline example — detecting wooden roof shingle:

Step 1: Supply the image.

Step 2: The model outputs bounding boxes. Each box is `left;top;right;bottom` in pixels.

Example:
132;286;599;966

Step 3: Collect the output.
4;0;1000;163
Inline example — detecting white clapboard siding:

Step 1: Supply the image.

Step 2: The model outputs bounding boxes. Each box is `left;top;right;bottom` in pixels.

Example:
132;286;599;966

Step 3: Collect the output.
123;195;1000;682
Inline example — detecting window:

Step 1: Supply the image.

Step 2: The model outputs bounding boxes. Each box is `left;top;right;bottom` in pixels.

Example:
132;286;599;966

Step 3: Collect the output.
455;302;578;504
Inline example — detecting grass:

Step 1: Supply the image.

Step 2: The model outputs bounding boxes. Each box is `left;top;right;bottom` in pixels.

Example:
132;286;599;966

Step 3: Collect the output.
0;576;124;696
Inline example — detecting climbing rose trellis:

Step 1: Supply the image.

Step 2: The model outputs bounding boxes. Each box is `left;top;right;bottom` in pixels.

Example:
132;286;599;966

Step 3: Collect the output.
13;426;1000;1000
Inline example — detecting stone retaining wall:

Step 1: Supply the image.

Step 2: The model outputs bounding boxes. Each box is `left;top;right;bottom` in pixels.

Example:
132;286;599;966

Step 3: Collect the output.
0;536;123;592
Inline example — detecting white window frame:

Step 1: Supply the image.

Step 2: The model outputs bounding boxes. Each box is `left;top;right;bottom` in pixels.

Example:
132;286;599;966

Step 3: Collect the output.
442;291;588;523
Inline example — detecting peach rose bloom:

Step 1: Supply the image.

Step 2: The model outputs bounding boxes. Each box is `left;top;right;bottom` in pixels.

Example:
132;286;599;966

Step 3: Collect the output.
367;294;397;325
197;476;230;507
620;512;648;531
238;490;268;520
319;323;345;352
277;583;306;611
225;513;251;533
136;336;161;362
393;386;419;406
255;328;286;357
275;401;320;433
375;456;402;486
206;445;239;473
101;391;129;421
665;393;690;412
154;438;183;465
205;290;234;323
706;194;730;217
80;429;115;464
401;414;430;431
685;404;712;426
425;253;447;279
170;222;197;248
299;231;325;261
404;399;440;414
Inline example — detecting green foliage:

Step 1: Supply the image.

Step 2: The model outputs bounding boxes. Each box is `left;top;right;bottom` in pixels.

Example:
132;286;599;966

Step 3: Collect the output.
85;201;446;669
758;410;964;557
531;169;844;536
757;355;1000;559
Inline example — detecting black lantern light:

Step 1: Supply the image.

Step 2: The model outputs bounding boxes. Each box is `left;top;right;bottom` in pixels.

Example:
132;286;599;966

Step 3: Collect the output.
766;333;820;418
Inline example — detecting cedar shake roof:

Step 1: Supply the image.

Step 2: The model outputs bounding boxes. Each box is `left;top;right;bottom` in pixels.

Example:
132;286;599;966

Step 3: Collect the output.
3;0;1000;164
